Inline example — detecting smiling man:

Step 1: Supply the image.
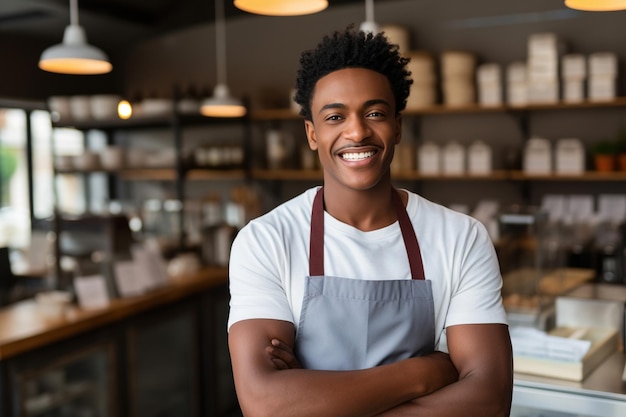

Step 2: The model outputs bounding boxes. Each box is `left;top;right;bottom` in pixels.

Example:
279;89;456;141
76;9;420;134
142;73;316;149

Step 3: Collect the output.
227;26;513;417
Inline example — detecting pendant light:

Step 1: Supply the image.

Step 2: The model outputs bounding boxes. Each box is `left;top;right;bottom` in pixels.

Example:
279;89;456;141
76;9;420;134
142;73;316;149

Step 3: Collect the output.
565;0;626;11
39;0;112;75
359;0;380;34
200;0;246;118
234;0;328;16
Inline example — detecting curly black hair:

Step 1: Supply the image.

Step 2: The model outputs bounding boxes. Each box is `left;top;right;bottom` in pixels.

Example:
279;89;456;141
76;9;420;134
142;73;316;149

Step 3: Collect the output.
294;26;412;121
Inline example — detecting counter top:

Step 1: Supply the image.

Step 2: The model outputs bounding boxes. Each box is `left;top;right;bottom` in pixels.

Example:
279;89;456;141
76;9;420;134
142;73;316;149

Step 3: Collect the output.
0;267;228;360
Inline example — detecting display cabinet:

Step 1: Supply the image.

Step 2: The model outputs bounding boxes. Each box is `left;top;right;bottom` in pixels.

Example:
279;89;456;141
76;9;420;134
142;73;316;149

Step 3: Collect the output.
511;352;626;417
4;333;117;417
0;270;238;417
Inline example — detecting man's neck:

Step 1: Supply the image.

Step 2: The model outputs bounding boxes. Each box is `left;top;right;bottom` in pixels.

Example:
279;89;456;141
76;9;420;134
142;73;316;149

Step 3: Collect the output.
322;183;401;232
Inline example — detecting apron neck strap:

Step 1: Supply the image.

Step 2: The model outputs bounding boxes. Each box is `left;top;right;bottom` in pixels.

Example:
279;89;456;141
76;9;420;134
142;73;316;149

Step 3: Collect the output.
309;188;425;280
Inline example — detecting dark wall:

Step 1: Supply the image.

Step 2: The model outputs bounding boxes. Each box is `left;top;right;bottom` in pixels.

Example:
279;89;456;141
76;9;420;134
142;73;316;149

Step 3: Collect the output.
122;0;626;109
3;0;626;105
0;35;124;100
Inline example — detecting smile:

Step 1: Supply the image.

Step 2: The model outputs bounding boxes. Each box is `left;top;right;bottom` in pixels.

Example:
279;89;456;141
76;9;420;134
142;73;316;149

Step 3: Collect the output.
340;151;376;161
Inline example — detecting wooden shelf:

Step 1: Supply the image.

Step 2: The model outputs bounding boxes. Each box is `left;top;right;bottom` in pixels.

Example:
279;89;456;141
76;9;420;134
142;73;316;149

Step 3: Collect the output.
508;170;626;181
251;98;626;120
186;169;246;181
118;168;177;181
252;169;323;181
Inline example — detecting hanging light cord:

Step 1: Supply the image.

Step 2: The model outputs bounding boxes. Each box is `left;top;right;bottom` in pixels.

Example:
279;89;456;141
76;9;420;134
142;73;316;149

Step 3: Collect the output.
215;0;227;86
365;0;375;22
70;0;79;26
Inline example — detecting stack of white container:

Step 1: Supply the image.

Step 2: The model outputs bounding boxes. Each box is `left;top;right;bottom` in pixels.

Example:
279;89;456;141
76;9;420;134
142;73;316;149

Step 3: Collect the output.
477;63;503;106
406;52;437;110
506;62;528;106
441;51;476;106
589;52;618;102
527;33;561;104
562;54;587;103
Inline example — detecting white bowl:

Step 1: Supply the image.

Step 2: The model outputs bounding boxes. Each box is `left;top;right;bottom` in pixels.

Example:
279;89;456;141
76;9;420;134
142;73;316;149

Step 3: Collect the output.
100;146;125;170
48;96;72;121
90;94;121;120
69;95;92;121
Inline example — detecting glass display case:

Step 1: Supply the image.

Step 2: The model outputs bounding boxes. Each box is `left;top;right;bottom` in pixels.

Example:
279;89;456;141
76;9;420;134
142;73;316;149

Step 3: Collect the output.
13;342;114;417
511;352;626;417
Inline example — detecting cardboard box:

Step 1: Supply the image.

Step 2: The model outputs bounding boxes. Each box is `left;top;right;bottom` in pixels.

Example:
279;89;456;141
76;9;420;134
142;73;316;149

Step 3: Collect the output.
513;326;619;381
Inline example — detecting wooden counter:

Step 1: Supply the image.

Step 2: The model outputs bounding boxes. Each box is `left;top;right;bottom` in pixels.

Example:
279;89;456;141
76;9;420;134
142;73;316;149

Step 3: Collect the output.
0;267;228;360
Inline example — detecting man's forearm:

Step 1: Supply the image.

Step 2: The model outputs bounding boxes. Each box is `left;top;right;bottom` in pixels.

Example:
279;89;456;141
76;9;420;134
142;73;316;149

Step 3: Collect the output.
235;352;458;417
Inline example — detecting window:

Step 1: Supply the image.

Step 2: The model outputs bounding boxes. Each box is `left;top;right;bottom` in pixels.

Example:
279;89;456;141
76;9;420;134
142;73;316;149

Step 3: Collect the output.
0;107;89;248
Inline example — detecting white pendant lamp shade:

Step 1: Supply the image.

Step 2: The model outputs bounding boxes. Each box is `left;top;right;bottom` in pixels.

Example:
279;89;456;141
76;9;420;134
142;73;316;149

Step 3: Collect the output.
565;0;626;10
234;0;328;16
39;0;112;75
39;25;112;74
200;84;247;117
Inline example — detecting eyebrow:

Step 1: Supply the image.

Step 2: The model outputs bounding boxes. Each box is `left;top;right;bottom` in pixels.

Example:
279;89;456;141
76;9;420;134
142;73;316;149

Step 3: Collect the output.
318;99;392;115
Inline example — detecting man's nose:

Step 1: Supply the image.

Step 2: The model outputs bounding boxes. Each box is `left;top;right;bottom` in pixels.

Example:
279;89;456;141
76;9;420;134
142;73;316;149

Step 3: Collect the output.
343;116;372;142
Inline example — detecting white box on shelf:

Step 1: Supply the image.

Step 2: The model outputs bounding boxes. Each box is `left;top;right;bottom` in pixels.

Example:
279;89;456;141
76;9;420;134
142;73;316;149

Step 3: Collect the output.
442;141;465;175
555;138;585;174
478;83;503;106
507;62;527;83
589;52;618;76
589;76;616;102
417;142;441;175
561;54;587;80
507;82;528;106
527;80;559;104
563;79;585;103
523;137;552;174
468;140;492;174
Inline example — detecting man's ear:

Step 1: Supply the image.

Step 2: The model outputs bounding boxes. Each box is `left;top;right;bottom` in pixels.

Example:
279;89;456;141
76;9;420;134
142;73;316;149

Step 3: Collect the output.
304;120;318;151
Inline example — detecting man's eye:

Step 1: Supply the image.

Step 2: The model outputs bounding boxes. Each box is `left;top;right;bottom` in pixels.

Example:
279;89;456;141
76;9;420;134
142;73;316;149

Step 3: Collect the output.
367;111;384;118
326;115;342;121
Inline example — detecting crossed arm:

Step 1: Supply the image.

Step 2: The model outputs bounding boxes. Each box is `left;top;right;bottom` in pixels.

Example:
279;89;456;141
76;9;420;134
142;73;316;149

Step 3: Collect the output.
228;318;512;417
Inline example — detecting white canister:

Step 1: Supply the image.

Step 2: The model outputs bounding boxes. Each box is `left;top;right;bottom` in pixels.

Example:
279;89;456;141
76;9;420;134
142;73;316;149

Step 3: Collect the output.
266;129;293;169
381;25;410;55
523;137;552;174
442;141;466;175
48;96;72;121
555;138;585;174
70;95;92;121
417;142;440;175
100;146;125;170
468;141;492;175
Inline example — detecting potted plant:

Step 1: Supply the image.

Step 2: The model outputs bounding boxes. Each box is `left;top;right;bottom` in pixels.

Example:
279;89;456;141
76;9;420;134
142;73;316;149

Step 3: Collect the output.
591;140;617;172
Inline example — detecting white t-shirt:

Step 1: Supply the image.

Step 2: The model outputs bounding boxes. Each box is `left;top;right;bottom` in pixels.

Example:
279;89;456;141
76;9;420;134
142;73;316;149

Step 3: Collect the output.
228;187;507;350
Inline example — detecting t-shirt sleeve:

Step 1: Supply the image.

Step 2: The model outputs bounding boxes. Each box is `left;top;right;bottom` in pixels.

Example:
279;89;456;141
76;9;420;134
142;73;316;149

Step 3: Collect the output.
445;221;508;327
227;221;295;331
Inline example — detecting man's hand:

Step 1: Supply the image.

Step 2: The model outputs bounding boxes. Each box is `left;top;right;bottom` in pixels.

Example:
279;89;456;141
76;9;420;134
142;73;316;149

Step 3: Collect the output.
266;338;302;370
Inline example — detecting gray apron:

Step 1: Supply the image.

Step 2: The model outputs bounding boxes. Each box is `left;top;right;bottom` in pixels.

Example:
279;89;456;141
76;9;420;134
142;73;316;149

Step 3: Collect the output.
295;188;435;371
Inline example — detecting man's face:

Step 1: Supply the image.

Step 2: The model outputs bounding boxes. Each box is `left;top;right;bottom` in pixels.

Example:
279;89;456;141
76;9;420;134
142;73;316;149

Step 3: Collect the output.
304;68;401;192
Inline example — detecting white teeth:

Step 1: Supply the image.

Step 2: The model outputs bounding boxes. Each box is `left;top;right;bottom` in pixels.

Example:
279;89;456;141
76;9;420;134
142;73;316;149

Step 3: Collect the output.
341;151;375;161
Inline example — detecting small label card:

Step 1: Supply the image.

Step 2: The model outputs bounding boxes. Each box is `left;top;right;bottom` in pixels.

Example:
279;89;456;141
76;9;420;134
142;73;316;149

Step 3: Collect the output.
114;260;146;297
74;275;111;309
132;245;169;290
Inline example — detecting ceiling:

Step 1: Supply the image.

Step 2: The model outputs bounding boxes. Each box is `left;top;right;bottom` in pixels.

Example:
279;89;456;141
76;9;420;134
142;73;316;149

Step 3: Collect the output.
0;0;361;55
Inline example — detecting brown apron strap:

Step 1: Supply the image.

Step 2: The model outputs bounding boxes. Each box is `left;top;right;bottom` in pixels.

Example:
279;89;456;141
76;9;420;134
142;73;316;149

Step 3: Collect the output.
391;189;425;280
309;187;425;280
309;188;325;276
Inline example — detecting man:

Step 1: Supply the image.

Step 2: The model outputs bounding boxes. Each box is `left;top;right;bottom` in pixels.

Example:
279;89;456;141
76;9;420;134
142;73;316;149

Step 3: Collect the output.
228;26;513;417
